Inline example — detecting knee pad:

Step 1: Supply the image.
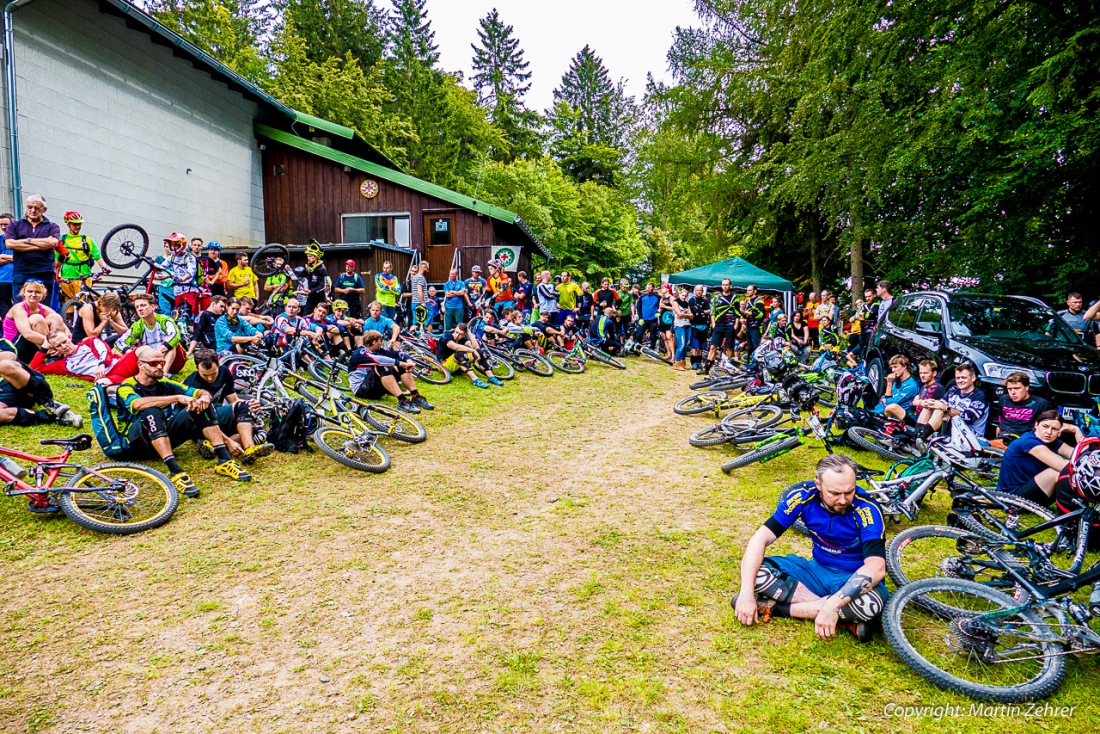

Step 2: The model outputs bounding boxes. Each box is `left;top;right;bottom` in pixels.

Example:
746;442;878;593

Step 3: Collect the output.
838;588;885;621
26;371;53;406
233;401;254;424
137;408;169;440
11;407;46;426
754;562;797;603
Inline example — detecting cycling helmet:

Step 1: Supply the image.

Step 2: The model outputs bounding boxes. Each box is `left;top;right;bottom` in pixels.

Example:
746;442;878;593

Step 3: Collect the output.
782;374;818;410
63;210;83;223
293;266;307;276
331;299;349;311
1071;450;1100;503
206;241;221;250
305;242;324;258
760;350;788;378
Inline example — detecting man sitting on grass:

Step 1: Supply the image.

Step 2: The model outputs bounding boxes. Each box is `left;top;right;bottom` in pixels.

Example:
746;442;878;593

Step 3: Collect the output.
184;349;274;464
733;454;887;642
346;330;433;414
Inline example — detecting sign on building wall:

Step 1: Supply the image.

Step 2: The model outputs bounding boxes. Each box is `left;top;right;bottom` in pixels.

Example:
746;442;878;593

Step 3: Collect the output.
492;245;521;272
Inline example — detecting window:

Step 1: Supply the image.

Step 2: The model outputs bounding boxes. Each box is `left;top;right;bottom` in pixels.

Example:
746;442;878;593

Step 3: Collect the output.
916;299;944;333
888;297;920;331
342;213;411;248
428;217;452;246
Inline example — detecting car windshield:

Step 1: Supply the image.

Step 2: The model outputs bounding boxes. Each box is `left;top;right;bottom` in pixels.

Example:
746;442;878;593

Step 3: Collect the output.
947;297;1080;344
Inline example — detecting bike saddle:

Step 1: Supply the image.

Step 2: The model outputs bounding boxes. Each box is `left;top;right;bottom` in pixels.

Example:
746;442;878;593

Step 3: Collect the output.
40;434;93;452
855;465;885;479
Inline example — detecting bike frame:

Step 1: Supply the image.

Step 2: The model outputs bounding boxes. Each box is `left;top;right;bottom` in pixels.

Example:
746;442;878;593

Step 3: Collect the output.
0;445;122;498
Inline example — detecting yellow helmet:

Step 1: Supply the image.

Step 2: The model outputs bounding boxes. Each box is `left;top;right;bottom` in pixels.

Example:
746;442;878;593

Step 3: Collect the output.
305;242;324;258
332;299;349;311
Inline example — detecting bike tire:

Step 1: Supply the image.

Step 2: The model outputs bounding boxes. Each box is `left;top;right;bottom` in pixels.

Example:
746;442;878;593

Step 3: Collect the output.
674;391;728;416
313;426;391;473
361;403;427;444
515;349;554;377
58;463;178;535
885;525;1030;614
548;351;585;374
250;243;291;278
478;353;515;381
61;298;85;332
410;354;452;384
721;435;801;473
777;484;811;536
639;346;672;365
689;424;736;448
953;491;1059;542
883;577;1066;703
847;426;921;463
719;404;784;431
308;358;353;390
101;223;149;269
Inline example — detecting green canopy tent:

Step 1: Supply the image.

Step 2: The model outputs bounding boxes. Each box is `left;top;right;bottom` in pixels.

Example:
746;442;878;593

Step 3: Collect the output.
668;257;796;315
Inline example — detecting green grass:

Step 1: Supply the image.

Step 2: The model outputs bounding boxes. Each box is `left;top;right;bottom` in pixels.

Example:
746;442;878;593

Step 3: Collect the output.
0;363;1096;732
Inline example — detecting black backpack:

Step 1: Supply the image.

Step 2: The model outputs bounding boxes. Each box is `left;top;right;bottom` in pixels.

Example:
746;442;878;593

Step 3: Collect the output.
264;399;318;453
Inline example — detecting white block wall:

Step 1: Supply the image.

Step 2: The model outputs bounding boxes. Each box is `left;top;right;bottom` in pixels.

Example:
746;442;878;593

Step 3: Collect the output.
4;0;265;248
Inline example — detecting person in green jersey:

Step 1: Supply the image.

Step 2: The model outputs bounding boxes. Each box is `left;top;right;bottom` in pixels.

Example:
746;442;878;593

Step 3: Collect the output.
374;260;402;319
56;211;108;302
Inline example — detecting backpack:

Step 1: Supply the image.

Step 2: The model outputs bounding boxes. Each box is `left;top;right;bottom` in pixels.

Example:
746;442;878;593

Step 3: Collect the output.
87;385;132;458
264;398;318;454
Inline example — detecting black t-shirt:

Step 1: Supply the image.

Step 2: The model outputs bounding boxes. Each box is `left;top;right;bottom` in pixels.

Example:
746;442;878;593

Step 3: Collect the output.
438;331;473;361
532;320;555;335
712;293;739;325
184;366;237;405
998;394;1053;437
193;310;220;350
594;289;617;312
688;295;711;327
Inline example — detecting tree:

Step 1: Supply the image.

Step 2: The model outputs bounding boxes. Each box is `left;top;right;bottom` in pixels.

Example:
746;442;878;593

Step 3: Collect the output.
546;46;635;186
278;0;388;70
148;0;270;81
387;0;439;76
470;8;540;161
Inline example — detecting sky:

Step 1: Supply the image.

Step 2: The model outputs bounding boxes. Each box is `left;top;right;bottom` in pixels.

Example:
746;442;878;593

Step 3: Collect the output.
382;0;701;112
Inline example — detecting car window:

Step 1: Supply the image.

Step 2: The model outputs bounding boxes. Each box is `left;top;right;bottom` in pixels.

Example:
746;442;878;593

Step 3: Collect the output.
916;299;944;333
888;298;919;331
947;297;1080;344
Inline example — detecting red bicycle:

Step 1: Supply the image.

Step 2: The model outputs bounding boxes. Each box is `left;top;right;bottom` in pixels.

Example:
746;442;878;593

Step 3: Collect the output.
1;434;178;535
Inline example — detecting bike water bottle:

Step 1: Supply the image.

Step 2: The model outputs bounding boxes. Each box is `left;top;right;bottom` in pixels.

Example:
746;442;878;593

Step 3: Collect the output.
0;456;27;479
1089;583;1100;618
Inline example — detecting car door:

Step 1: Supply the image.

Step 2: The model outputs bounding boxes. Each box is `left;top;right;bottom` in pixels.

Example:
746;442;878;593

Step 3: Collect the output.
883;296;920;362
912;297;947;367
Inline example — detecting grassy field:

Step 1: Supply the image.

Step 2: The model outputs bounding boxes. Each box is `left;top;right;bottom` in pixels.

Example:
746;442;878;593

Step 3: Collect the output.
0;360;1096;733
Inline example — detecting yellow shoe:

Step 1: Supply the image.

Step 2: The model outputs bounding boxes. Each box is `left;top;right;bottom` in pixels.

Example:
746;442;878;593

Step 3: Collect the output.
214;460;252;482
171;472;200;498
240;442;275;465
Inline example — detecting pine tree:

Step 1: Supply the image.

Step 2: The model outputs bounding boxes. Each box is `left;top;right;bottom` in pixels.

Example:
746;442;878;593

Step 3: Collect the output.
148;0;271;81
278;0;388;70
547;45;635;186
470;8;540;161
387;0;439;74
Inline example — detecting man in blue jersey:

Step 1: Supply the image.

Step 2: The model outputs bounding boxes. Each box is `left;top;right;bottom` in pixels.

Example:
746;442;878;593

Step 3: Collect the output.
733;454;887;642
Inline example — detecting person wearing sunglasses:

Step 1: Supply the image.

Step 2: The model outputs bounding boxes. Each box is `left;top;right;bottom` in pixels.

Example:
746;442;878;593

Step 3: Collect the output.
4;195;61;303
112;346;253;498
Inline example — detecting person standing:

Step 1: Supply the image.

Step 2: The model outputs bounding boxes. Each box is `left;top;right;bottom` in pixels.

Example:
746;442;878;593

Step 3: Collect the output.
55;211;109;302
804;291;820;349
5;195;61;303
687;284;712;370
0;212;14;315
226;251;257;299
302;242;329;311
1059;292;1099;343
198;242;229;297
513;271;533;318
740;284;767;354
333;260;366;317
373;260;402;320
410;261;429;333
535;270;558;324
874;281;894;330
166;233;200;317
442;268;467;333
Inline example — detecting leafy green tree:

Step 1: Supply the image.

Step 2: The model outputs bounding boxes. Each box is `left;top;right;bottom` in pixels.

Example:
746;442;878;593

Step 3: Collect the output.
278;0;388;70
470;8;541;161
148;0;270;81
547;46;635;186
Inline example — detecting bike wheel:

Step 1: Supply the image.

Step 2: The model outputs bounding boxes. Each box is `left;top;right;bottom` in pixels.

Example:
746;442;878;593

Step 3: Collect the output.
101;223;149;269
478;353;515;381
689;424;736;448
61;298;85;332
721;435;801;473
639;346;672;365
515;349;554;377
308;358;352;390
883;577;1066;703
250;243;290;277
886;525;1026;613
952;491;1065;560
58;463;178;535
720;404;783;431
548;351;586;374
361;403;427;444
847;426;921;463
410;355;451;384
313;426;391;473
673;391;728;416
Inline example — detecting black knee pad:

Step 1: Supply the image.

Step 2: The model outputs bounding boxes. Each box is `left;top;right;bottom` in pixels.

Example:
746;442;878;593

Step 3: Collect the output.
233;401;254;424
136;408;169;441
11;407;46;426
26;371;53;407
838;588;886;621
755;561;797;603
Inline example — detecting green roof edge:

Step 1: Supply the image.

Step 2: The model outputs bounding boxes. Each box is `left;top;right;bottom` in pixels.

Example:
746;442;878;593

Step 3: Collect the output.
291;110;354;140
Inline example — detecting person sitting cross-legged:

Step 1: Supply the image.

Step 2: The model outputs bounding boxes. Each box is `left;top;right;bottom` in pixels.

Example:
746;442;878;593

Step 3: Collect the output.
111;346;252;498
215;297;263;356
733;454;888;642
184;349;274;465
347;330;433;414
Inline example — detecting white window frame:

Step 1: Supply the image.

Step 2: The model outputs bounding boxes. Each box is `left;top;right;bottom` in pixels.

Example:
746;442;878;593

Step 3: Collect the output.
341;212;412;248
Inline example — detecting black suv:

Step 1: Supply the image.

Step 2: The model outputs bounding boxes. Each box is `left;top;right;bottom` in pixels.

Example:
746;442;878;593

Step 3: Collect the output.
865;292;1100;430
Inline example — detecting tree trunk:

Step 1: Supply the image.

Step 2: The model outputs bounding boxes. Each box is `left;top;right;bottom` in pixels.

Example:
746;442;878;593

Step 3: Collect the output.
808;210;823;295
849;208;864;309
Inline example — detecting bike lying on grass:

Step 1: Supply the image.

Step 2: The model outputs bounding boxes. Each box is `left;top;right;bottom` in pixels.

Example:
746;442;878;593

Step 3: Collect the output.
1;434;178;534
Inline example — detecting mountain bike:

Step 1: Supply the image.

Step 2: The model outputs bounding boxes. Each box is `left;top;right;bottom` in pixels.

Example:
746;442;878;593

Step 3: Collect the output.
579;338;626;369
1;434;177;534
719;405;830;473
546;338;586;374
483;341;555;377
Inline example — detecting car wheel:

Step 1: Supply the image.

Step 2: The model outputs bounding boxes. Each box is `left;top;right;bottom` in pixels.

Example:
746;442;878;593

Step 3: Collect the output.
866;356;885;398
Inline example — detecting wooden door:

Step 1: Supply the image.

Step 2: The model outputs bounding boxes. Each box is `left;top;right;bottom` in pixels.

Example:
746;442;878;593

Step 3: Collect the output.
423;213;456;282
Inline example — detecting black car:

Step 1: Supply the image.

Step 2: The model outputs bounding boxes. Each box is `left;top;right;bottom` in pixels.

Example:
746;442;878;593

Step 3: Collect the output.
865;291;1100;430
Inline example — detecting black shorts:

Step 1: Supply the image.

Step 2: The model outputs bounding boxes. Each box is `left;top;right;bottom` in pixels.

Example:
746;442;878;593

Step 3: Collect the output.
710;322;738;348
354;371;390;400
658;321;673;334
0;368;49;409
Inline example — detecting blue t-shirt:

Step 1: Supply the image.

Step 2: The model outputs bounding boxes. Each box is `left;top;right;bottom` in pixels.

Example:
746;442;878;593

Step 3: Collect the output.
766;481;887;572
362;315;396;336
638;293;661;321
0;235;12;283
464;277;487;301
443;279;466;309
872;375;919;414
998;431;1064;494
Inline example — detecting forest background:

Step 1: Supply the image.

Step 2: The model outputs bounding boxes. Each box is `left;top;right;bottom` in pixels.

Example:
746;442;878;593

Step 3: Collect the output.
145;0;1100;304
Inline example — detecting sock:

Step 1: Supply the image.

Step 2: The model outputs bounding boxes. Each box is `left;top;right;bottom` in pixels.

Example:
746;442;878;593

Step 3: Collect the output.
704;359;714;371
163;454;184;475
212;444;232;463
409;389;420;398
769;600;791;618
